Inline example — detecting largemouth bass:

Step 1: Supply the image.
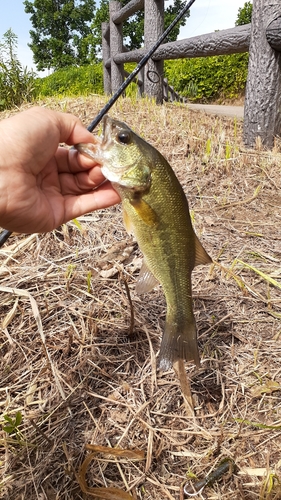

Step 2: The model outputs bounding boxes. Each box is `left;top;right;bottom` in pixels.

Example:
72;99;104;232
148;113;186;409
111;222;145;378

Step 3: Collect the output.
77;116;212;370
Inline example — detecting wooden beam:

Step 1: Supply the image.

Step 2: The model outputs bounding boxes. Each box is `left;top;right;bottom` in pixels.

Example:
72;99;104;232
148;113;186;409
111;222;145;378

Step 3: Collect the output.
113;24;251;64
112;0;144;24
266;16;281;52
103;0;144;39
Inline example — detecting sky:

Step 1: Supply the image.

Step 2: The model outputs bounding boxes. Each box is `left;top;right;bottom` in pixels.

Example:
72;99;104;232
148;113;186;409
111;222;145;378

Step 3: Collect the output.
0;0;249;75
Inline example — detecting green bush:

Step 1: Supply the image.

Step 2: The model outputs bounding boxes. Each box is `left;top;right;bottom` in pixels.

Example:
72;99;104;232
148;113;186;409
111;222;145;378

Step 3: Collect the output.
124;63;140;99
35;63;104;97
164;53;249;102
0;29;36;110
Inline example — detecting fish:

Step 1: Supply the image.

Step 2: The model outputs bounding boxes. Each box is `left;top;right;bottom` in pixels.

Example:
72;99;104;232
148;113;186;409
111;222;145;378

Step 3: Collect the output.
77;116;212;370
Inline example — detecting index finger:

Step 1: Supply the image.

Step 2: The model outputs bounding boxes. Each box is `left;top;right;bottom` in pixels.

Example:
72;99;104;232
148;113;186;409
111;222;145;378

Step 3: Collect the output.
55;144;102;174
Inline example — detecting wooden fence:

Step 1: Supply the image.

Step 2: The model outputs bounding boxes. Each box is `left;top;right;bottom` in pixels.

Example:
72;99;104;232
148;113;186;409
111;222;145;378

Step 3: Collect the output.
123;67;186;103
102;0;281;149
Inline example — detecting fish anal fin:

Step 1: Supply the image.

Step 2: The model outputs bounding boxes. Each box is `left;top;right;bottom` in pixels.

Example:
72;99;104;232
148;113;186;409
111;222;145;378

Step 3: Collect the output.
135;260;158;294
130;198;158;227
194;234;212;267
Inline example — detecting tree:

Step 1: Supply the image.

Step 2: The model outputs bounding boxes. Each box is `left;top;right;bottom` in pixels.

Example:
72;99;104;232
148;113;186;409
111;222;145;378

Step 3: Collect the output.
91;0;189;54
235;1;252;26
24;0;96;71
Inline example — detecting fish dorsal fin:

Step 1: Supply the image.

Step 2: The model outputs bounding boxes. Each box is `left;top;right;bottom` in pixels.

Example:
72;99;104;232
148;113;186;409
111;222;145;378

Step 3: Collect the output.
130;198;158;227
135;260;159;294
194;234;212;267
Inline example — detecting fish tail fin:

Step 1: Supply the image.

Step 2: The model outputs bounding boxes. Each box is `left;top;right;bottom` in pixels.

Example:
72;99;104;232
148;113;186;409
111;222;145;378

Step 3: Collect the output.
158;318;200;371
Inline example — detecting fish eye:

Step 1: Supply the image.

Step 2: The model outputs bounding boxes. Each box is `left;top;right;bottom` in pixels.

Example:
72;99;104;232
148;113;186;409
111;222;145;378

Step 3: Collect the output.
117;131;131;144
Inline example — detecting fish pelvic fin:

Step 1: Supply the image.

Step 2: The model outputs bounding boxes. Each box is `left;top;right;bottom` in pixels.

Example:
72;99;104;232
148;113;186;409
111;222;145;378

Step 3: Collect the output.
194;234;212;267
159;318;200;371
136;260;159;294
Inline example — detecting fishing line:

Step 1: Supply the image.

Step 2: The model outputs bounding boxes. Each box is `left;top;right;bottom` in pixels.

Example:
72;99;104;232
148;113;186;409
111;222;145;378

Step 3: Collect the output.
0;0;197;248
86;0;197;131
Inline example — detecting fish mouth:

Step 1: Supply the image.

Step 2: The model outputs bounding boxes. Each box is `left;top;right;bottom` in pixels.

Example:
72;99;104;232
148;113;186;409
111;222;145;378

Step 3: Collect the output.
102;115;112;145
102;115;131;146
102;115;118;147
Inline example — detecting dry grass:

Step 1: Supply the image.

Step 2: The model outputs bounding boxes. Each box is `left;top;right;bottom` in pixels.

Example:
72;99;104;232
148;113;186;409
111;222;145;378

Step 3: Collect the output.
1;95;281;500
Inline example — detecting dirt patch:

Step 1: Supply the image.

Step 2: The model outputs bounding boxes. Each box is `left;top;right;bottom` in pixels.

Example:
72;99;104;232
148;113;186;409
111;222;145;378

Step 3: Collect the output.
187;103;244;119
0;96;281;499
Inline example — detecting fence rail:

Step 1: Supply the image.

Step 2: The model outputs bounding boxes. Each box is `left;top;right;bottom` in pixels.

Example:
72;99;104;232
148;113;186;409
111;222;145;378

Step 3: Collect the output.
111;24;251;64
102;0;281;149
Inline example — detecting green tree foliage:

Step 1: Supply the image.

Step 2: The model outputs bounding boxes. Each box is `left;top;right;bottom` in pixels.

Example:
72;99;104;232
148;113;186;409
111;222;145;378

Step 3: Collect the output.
0;29;36;110
91;0;189;55
235;1;253;26
24;0;96;71
164;0;190;44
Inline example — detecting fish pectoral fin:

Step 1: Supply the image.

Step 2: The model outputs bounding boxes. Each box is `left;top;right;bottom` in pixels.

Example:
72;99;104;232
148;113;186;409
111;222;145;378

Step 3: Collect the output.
135;260;159;294
194;234;212;267
130;198;158;227
123;207;134;234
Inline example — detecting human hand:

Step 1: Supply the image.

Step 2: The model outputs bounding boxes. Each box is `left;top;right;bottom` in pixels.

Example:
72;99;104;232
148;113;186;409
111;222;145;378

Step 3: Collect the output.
0;106;120;234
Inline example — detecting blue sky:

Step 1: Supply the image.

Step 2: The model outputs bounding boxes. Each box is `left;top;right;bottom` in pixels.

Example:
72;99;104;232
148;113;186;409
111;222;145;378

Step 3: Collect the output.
0;0;249;75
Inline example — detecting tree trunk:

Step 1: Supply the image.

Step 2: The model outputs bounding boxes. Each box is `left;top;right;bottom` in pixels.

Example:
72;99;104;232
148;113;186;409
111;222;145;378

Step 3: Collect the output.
243;0;281;149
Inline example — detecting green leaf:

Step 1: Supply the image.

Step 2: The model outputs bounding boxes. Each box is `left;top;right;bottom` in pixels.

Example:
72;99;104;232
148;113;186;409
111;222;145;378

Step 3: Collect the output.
3;415;13;424
237;260;281;290
15;411;22;427
72;218;83;232
3;425;15;434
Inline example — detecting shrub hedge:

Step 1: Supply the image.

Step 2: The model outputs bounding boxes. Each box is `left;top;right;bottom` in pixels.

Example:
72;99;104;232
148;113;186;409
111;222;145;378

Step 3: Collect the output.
164;53;249;102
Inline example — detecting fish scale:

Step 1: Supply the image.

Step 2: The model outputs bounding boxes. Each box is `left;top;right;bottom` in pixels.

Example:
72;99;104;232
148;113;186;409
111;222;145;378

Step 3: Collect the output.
77;116;212;370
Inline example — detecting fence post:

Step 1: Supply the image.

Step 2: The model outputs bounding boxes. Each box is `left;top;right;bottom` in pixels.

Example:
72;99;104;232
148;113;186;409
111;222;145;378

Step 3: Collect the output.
102;22;111;95
144;0;164;103
109;1;124;94
243;0;281;148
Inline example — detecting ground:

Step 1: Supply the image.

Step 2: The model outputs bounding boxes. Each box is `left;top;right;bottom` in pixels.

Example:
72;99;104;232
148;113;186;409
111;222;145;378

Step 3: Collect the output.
0;96;281;500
